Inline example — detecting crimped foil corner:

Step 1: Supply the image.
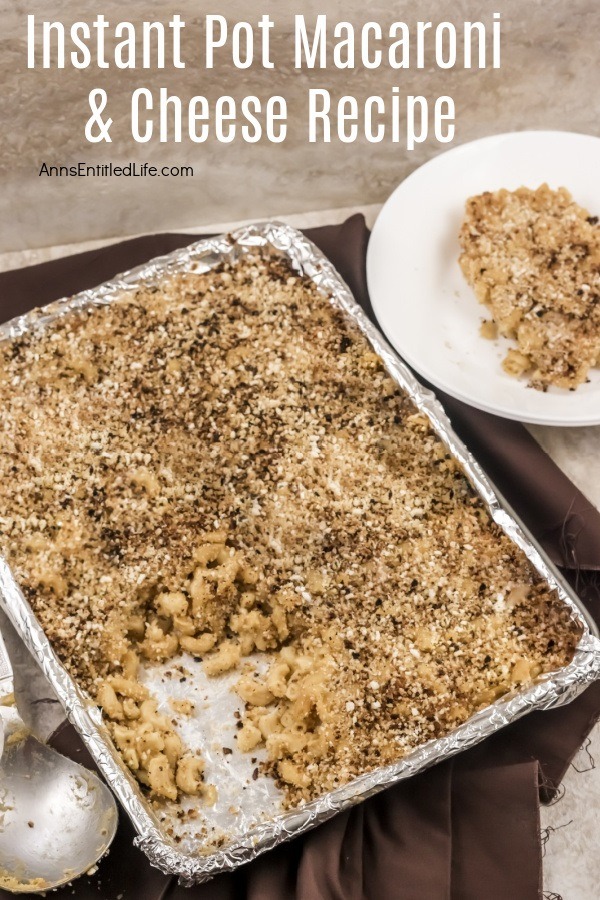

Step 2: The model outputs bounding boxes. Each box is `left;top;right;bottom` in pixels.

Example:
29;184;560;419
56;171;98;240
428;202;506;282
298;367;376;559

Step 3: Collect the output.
0;221;599;885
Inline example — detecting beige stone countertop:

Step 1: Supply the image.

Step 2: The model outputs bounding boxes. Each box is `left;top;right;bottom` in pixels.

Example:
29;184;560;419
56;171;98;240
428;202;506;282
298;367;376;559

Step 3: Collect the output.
1;204;599;899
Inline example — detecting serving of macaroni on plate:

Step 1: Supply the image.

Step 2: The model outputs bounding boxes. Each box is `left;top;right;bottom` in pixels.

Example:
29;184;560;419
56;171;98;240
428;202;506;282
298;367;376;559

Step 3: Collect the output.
459;184;600;391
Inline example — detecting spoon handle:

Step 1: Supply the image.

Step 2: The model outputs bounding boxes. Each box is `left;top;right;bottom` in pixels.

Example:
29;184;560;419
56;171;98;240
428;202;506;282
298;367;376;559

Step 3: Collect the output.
0;627;14;702
0;629;17;756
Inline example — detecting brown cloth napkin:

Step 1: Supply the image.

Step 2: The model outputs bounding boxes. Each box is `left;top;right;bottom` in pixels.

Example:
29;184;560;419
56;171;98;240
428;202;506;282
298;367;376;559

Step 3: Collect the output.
1;215;599;900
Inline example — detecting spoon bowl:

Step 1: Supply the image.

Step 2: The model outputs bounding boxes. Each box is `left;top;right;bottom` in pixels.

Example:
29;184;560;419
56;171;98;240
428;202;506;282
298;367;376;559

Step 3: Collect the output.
0;731;118;893
0;632;118;893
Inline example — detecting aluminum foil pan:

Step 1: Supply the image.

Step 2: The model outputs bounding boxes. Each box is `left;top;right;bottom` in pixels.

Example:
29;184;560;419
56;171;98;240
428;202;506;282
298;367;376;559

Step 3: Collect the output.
0;222;599;885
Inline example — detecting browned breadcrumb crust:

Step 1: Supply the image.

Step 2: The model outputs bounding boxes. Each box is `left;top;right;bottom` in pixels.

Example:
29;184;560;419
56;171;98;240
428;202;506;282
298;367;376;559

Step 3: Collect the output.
0;252;580;806
459;184;600;391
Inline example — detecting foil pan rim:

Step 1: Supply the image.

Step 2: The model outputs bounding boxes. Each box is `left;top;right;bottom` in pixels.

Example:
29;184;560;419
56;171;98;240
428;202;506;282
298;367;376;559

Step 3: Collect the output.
0;220;599;884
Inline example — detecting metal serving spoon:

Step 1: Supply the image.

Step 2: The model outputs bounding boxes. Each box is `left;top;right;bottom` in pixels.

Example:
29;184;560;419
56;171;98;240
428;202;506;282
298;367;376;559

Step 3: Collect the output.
0;629;118;894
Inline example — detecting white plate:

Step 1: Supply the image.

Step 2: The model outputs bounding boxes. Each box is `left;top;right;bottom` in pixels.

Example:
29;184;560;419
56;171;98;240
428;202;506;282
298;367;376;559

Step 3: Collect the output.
367;130;600;426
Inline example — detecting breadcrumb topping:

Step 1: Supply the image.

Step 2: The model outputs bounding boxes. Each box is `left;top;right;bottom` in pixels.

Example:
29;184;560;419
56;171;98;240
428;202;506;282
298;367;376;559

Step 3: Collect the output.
0;252;579;806
459;184;600;391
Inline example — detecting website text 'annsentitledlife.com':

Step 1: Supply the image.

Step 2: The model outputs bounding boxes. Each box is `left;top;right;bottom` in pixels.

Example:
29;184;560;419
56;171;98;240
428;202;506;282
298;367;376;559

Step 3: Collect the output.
39;162;194;177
